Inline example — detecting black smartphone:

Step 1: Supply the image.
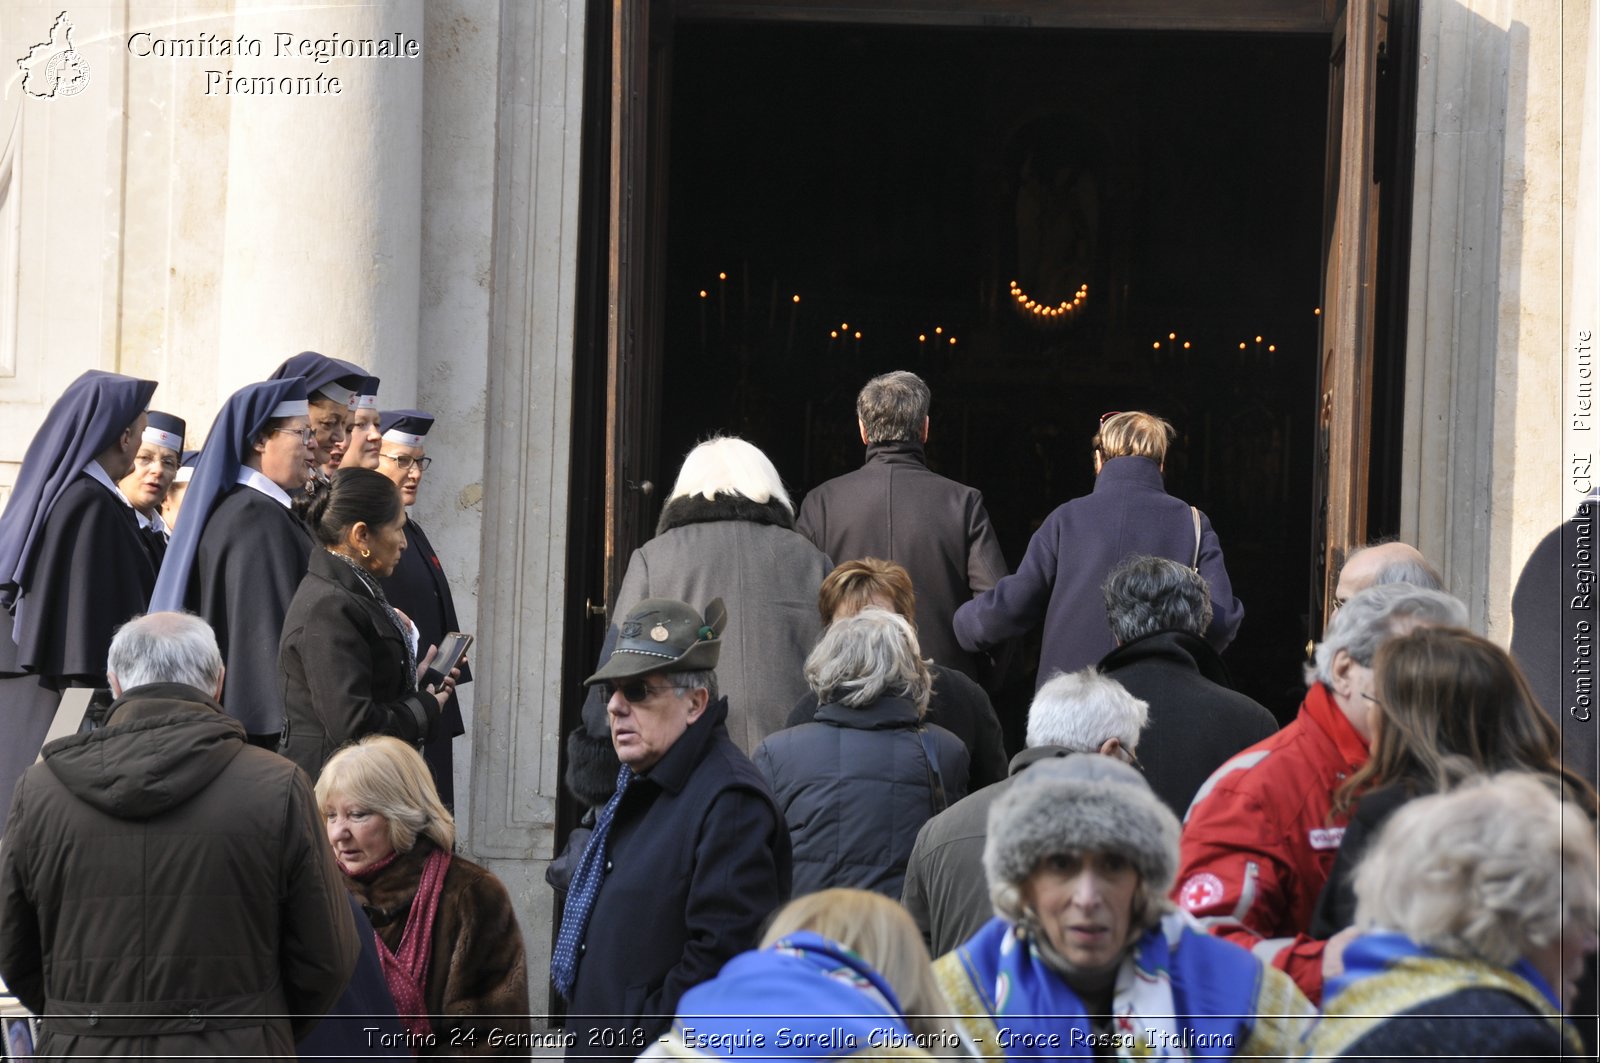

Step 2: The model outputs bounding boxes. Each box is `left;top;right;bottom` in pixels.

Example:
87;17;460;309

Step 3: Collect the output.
422;632;473;691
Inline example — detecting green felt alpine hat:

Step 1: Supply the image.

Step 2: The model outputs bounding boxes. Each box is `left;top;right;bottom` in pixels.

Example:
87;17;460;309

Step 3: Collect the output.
584;597;728;685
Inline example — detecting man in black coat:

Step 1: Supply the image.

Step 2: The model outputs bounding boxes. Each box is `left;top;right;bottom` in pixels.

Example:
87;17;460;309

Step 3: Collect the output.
552;598;791;1055
1095;555;1278;818
796;371;1008;680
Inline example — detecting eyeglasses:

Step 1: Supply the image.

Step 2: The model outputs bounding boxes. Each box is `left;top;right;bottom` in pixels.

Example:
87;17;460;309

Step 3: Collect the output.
271;426;317;445
133;454;179;473
1360;692;1383;710
1112;745;1143;772
381;453;433;472
1099;410;1124;425
602;680;683;703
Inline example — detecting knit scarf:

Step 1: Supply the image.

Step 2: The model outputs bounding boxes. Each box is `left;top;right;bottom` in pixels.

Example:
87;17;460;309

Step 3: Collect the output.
936;913;1267;1059
371;845;453;1046
328;548;417;681
1317;932;1583;1055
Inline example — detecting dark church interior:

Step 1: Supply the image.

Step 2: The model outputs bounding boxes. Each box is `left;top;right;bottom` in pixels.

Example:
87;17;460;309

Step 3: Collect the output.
656;22;1330;724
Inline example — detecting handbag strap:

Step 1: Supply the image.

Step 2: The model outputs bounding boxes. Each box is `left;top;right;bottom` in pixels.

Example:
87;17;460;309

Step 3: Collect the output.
917;726;949;814
1189;506;1202;569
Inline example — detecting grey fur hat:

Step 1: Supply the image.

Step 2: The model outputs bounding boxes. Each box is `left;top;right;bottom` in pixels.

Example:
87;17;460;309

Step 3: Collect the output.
983;754;1181;927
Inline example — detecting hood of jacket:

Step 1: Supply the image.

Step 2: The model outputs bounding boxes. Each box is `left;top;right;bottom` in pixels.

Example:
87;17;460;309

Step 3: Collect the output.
42;682;247;819
655;492;794;535
814;694;924;731
1097;628;1234;688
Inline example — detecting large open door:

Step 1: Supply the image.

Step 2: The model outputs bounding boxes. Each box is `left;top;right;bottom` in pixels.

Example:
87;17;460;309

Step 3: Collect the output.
1311;0;1408;625
602;0;675;606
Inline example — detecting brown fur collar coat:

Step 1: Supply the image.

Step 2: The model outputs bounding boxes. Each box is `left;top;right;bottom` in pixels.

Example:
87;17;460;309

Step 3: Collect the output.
344;839;530;1056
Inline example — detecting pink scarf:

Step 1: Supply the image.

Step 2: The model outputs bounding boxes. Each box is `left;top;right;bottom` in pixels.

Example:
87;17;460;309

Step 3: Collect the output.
373;846;453;1046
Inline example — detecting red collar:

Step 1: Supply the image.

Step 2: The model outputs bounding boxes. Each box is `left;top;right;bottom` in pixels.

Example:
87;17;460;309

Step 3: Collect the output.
1301;682;1370;771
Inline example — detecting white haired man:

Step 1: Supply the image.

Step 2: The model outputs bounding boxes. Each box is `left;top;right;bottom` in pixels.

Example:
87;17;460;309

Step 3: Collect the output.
1173;583;1469;1004
553;597;792;1054
797;370;1008;680
901;667;1148;956
0;612;358;1058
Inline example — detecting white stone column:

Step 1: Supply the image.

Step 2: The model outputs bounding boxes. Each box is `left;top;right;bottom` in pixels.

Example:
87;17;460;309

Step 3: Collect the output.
1403;0;1584;637
215;0;423;394
467;0;588;991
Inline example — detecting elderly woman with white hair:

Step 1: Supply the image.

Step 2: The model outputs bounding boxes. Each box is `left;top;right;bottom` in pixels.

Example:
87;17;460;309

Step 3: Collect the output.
564;436;830;811
1306;773;1597;1058
936;755;1312;1059
754;608;969;898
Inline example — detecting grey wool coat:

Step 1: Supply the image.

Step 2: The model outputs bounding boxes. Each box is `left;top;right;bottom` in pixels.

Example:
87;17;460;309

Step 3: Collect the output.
0;683;358;1060
612;494;832;752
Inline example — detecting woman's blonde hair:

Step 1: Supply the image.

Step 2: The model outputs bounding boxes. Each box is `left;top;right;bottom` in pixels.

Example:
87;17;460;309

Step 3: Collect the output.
762;889;951;1041
1093;412;1175;463
316;735;455;853
1354;772;1598;967
818;558;917;626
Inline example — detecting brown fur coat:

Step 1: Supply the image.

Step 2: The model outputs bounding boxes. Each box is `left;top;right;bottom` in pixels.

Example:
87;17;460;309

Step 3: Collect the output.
345;840;530;1056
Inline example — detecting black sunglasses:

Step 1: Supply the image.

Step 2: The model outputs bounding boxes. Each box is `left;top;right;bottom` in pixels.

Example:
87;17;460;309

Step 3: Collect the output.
602;680;680;703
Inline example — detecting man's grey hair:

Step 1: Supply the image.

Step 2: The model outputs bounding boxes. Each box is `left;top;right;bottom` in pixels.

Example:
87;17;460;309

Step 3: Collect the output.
1102;555;1214;644
107;612;224;693
805;607;932;714
1369;554;1444;591
1025;668;1149;753
667;668;719;703
856;371;931;444
1312;583;1468;684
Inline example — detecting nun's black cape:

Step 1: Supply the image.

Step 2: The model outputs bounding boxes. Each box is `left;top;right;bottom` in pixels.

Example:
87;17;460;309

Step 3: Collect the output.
0;370;157;828
150;377;312;741
136;523;167;572
192;486;314;739
379;516;469;807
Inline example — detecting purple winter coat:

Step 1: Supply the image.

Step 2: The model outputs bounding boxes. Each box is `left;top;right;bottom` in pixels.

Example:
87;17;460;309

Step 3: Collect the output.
952;456;1244;688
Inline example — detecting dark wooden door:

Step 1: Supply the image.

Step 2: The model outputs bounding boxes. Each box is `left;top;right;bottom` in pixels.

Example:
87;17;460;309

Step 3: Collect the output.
1310;0;1392;626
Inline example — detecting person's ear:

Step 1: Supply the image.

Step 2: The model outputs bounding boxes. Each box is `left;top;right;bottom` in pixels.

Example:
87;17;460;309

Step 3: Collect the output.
252;433;270;456
1329;648;1359;697
686;687;710;723
858;419;869;446
919;416;930;444
1093;449;1104;475
213;665;226;701
107;672;123;698
1098;736;1123;759
347;520;371;552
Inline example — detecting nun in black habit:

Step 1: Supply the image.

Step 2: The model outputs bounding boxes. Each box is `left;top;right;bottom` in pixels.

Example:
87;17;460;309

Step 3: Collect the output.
116;410;186;569
150;377;317;747
0;370;158;824
269;351;367;482
374;410;472;808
